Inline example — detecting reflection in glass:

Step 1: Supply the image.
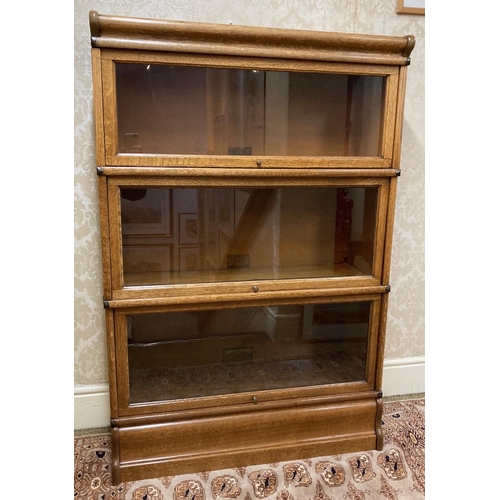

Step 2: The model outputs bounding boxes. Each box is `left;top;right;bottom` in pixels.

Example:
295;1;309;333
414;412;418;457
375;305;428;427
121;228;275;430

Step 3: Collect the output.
120;187;378;286
115;64;385;157
127;301;370;403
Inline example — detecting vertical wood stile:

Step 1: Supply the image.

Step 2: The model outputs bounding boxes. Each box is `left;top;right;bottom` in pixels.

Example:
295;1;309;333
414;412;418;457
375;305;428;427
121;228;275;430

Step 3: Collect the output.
111;427;121;485
382;176;399;286
372;182;390;279
108;184;125;291
365;298;382;387
105;309;119;417
375;293;390;391
91;49;106;166
101;59;119;161
115;312;132;411
381;74;399;160
375;397;384;450
98;176;112;298
392;66;408;170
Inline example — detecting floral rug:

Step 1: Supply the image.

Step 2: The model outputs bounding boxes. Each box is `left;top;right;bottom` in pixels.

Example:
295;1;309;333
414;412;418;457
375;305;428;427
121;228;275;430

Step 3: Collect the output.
74;399;424;500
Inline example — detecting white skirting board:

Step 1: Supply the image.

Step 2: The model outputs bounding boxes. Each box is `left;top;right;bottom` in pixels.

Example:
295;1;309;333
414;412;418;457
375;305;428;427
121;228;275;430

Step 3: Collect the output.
74;384;111;431
381;356;425;397
74;356;425;430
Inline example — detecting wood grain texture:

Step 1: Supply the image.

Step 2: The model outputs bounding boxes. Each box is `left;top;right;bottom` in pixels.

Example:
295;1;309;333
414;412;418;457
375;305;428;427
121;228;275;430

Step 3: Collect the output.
101;167;400;179
119;402;375;457
115;307;131;411
91;49;106;166
98;46;401;165
108;175;389;187
112;276;380;301
106;285;388;309
97;176;111;299
382;177;399;286
102;48;400;76
113;292;381;316
375;396;384;450
111;426;121;486
105;176;389;299
381;74;398;159
101;59;118;162
105;309;118;418
112;390;380;426
107;184;124;292
113;298;377;417
392;66;409;170
88;12;413;484
117;378;374;418
371;183;389;280
90;11;414;66
365;299;382;388
104;155;393;169
113;398;377;484
375;293;390;391
118;433;376;484
89;10;100;38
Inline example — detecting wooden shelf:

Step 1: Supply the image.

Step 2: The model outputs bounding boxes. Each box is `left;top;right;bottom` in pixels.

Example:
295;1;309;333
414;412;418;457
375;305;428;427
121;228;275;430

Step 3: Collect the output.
124;263;364;287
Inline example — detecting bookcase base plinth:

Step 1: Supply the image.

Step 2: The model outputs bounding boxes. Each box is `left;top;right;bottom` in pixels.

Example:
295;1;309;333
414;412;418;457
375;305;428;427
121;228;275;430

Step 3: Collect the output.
111;396;380;485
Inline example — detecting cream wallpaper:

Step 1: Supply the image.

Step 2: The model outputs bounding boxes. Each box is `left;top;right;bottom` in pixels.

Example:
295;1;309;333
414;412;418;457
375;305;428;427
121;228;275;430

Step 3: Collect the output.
74;0;425;385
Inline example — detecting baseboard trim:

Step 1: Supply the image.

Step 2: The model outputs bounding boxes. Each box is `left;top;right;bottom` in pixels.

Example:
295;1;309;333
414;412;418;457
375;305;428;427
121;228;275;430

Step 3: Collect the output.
74;384;110;431
74;356;424;430
381;356;425;397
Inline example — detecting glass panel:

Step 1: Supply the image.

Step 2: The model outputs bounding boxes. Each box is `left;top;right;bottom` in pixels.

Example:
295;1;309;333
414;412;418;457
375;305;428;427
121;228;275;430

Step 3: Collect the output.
127;301;370;403
120;187;378;286
115;64;385;157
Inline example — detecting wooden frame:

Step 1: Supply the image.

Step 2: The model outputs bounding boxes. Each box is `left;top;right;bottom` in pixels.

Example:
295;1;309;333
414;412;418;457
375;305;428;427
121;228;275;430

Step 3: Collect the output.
106;177;390;299
396;0;425;15
113;294;382;415
88;10;415;485
100;50;401;168
107;294;384;482
89;11;414;65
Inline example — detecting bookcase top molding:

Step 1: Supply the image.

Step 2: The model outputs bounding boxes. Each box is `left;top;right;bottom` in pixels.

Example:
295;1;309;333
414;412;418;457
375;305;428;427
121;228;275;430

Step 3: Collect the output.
89;11;415;66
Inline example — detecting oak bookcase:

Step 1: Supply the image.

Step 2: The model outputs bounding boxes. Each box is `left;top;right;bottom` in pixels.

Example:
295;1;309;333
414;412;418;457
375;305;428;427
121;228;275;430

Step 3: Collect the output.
88;10;414;484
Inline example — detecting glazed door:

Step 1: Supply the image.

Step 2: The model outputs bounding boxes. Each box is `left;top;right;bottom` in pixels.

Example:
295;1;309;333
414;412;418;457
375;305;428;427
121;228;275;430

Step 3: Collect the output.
100;51;400;168
114;295;382;415
106;178;390;298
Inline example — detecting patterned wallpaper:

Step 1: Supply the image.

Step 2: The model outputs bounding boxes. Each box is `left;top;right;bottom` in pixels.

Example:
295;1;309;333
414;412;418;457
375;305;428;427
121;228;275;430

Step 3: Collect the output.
74;0;425;385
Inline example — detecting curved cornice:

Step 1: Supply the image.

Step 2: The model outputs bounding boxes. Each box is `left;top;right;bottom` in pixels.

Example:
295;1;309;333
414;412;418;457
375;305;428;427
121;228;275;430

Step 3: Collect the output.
89;11;415;66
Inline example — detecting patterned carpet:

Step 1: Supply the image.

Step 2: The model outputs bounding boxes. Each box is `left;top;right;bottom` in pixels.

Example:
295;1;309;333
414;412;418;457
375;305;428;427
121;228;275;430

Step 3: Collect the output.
74;399;424;500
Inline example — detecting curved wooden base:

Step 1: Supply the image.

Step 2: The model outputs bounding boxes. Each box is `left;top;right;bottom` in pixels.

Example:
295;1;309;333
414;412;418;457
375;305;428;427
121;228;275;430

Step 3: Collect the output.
110;394;382;485
375;397;385;450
